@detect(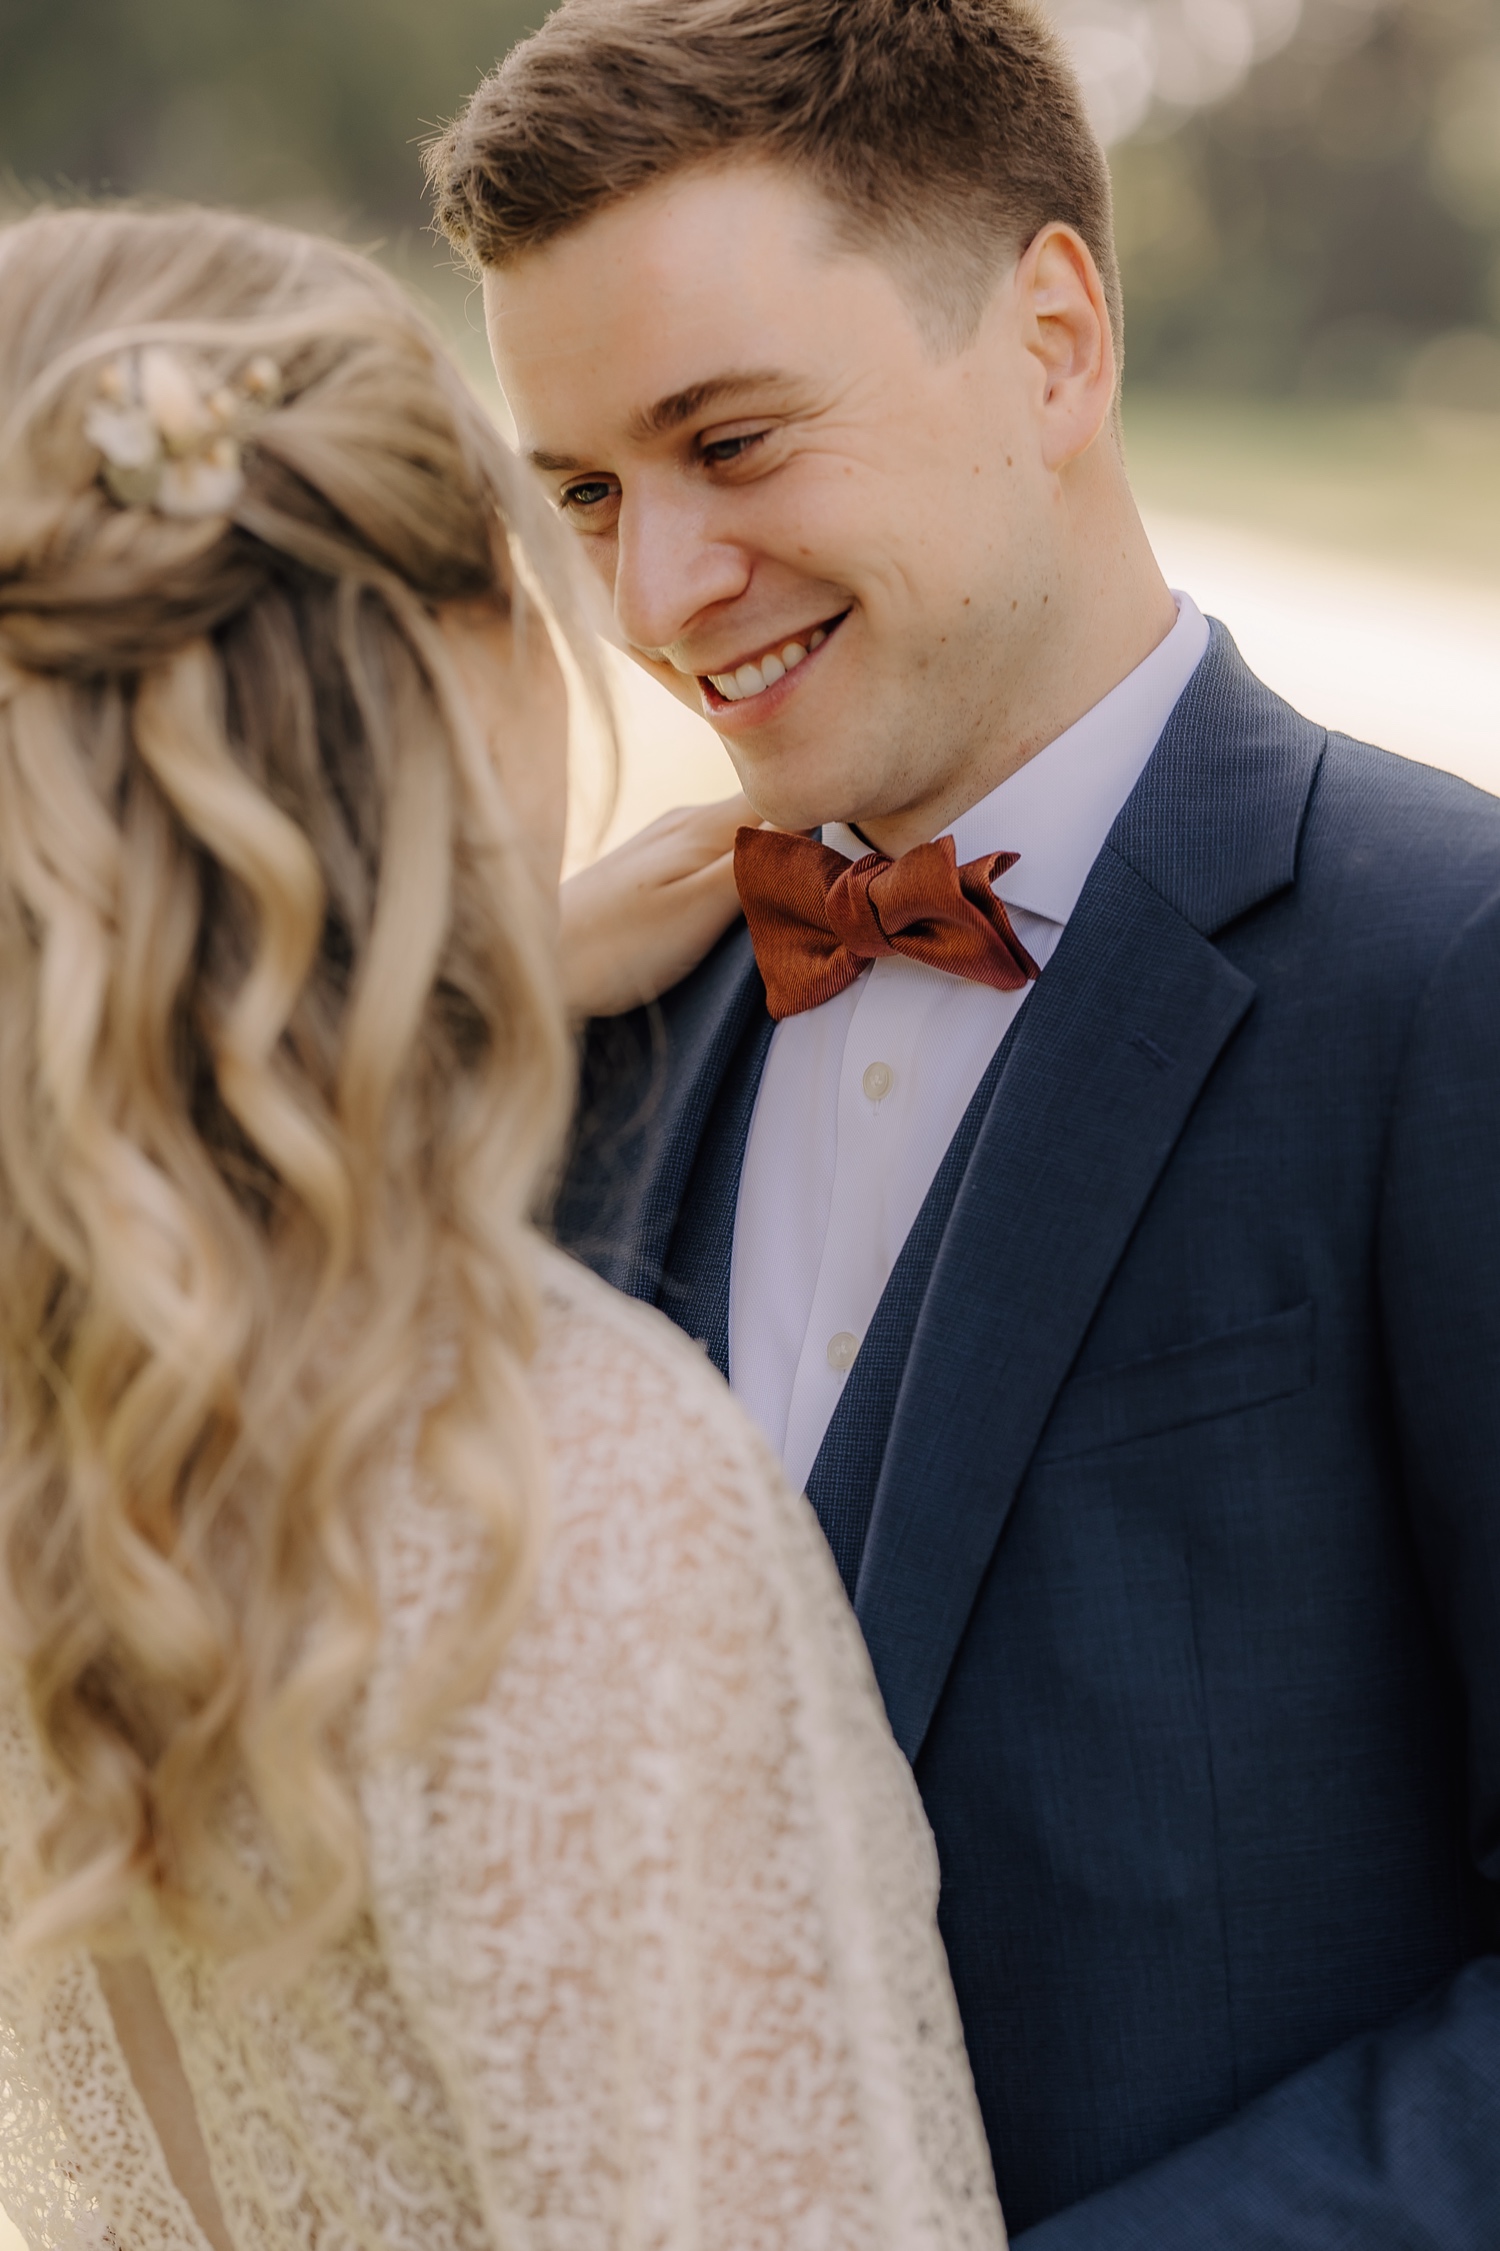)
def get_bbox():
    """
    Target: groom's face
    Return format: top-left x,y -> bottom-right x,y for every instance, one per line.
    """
486,161 -> 1063,837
